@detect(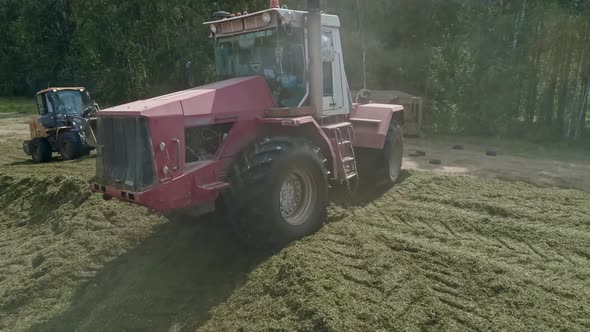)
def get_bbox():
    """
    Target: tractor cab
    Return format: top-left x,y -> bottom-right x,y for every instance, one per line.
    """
205,7 -> 352,115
